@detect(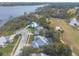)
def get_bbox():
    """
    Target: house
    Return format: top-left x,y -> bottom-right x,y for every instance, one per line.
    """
36,26 -> 43,31
0,34 -> 15,48
74,7 -> 79,10
0,36 -> 7,48
9,34 -> 16,43
29,22 -> 44,30
69,18 -> 79,26
31,53 -> 48,56
34,26 -> 44,35
34,30 -> 40,36
30,22 -> 39,28
6,34 -> 16,43
31,36 -> 48,48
